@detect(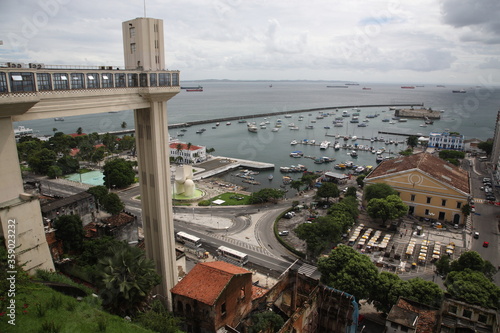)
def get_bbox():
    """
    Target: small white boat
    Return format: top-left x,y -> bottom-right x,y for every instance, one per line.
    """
319,140 -> 330,150
290,140 -> 298,145
272,127 -> 279,132
351,136 -> 357,141
248,126 -> 258,133
226,122 -> 231,125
